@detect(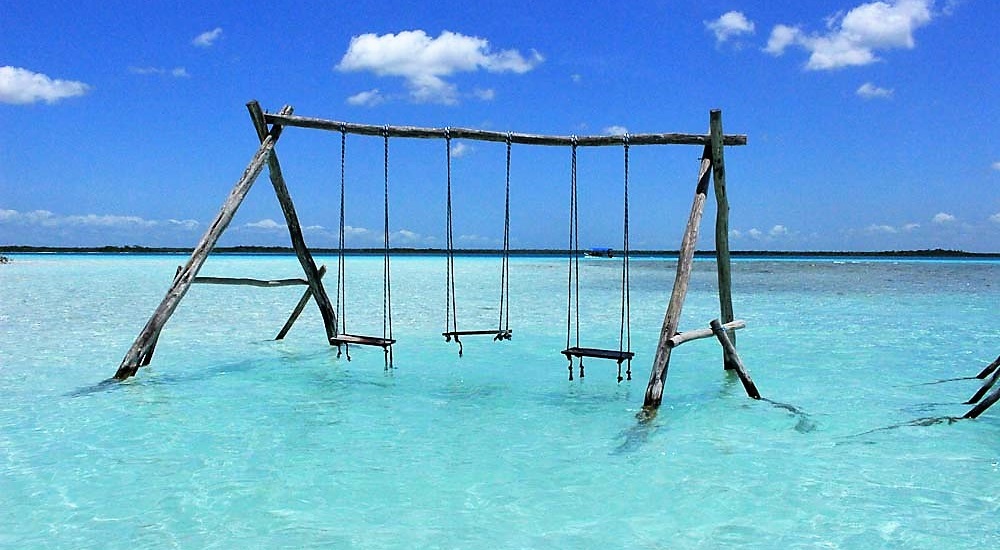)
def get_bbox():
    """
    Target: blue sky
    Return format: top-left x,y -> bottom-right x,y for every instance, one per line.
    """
2,0 -> 997,251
